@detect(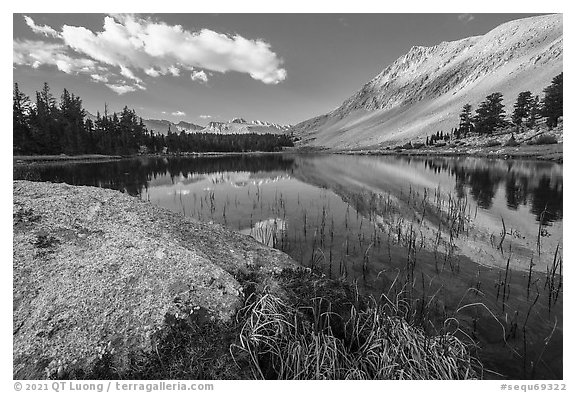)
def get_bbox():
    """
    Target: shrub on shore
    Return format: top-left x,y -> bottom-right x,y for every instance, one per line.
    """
504,135 -> 520,147
235,291 -> 481,379
78,269 -> 482,380
484,139 -> 501,148
527,134 -> 558,145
